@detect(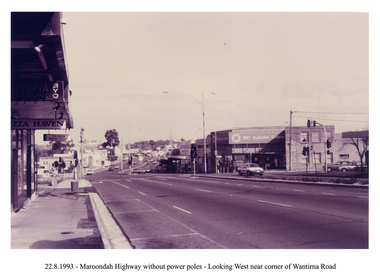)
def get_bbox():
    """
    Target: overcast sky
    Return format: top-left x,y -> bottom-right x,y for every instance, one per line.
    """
54,11 -> 368,144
